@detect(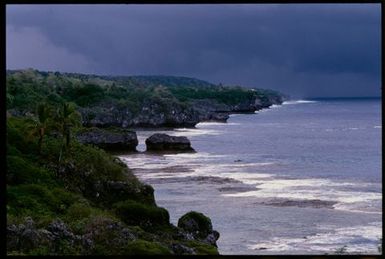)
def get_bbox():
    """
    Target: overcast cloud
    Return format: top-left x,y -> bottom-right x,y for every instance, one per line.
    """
6,4 -> 381,98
